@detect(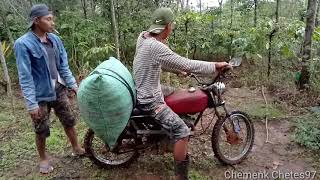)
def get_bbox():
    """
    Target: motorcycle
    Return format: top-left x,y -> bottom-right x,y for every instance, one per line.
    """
83,58 -> 255,168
